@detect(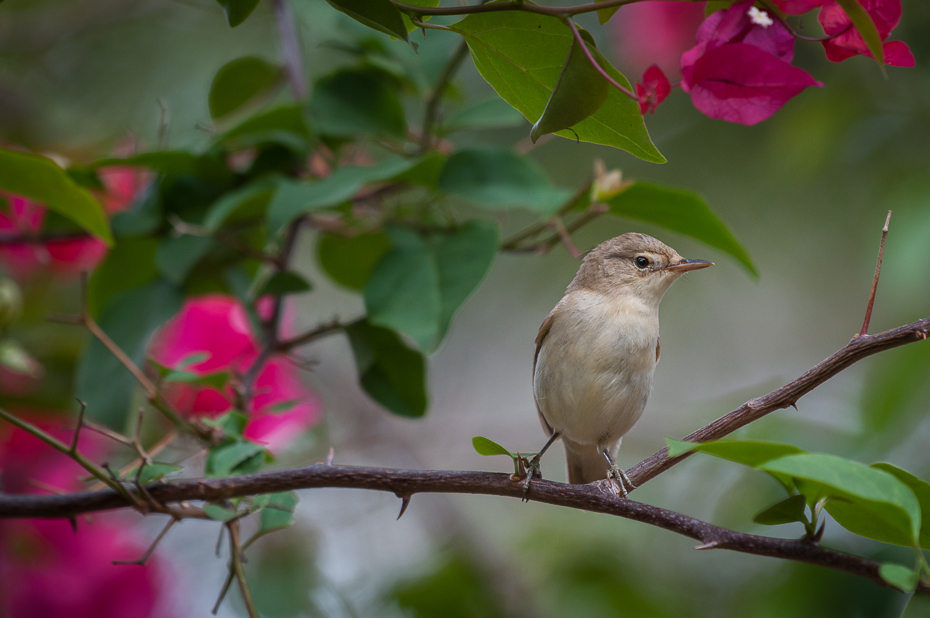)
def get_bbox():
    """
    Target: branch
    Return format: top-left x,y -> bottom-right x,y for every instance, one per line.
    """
271,0 -> 307,100
420,40 -> 470,155
1,464 -> 926,593
392,0 -> 639,18
625,316 -> 930,488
